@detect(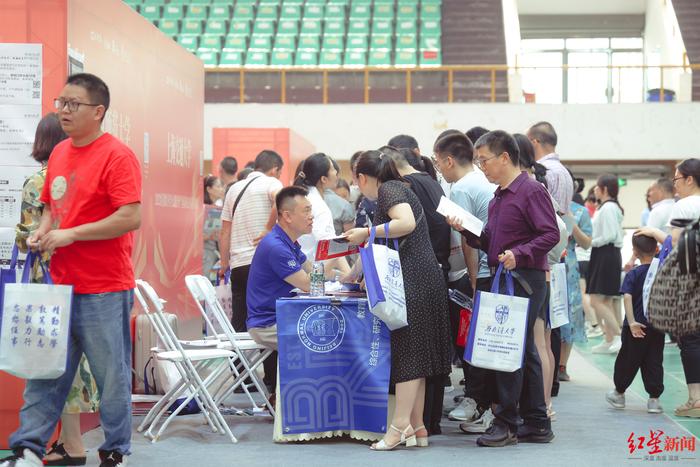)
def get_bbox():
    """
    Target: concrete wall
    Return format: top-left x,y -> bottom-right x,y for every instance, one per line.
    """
644,0 -> 690,98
